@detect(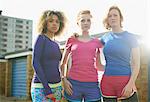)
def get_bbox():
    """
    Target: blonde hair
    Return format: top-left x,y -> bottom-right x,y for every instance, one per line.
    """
37,10 -> 67,36
103,6 -> 123,30
77,10 -> 92,22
